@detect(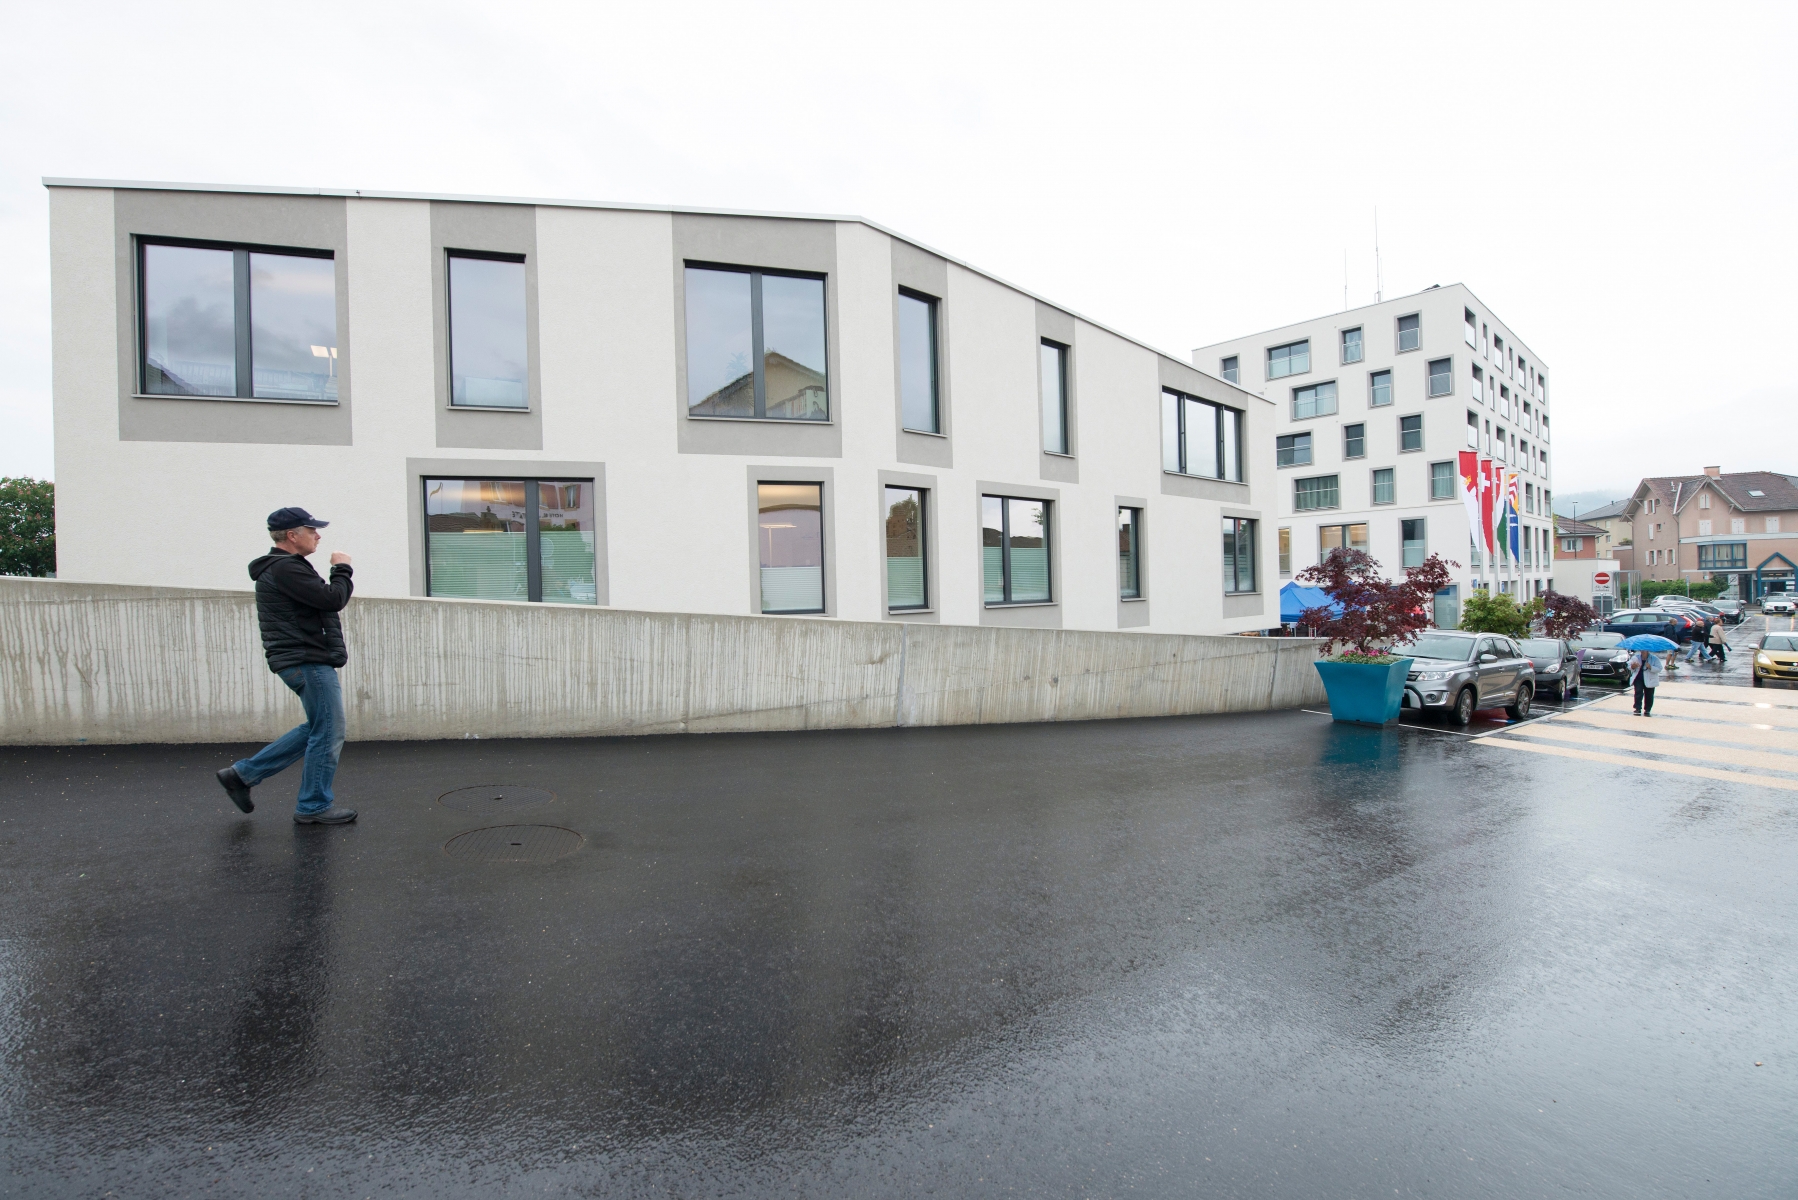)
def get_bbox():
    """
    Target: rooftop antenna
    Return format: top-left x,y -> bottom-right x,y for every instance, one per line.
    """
1374,208 -> 1383,303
